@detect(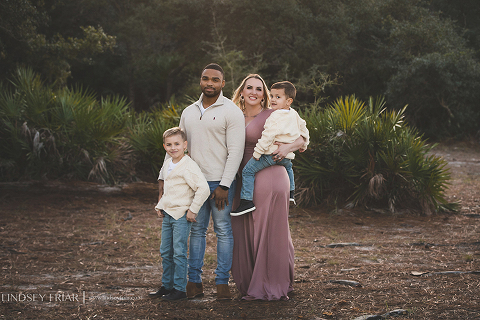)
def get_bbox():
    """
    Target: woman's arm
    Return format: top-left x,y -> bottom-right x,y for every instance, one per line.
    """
271,136 -> 305,160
